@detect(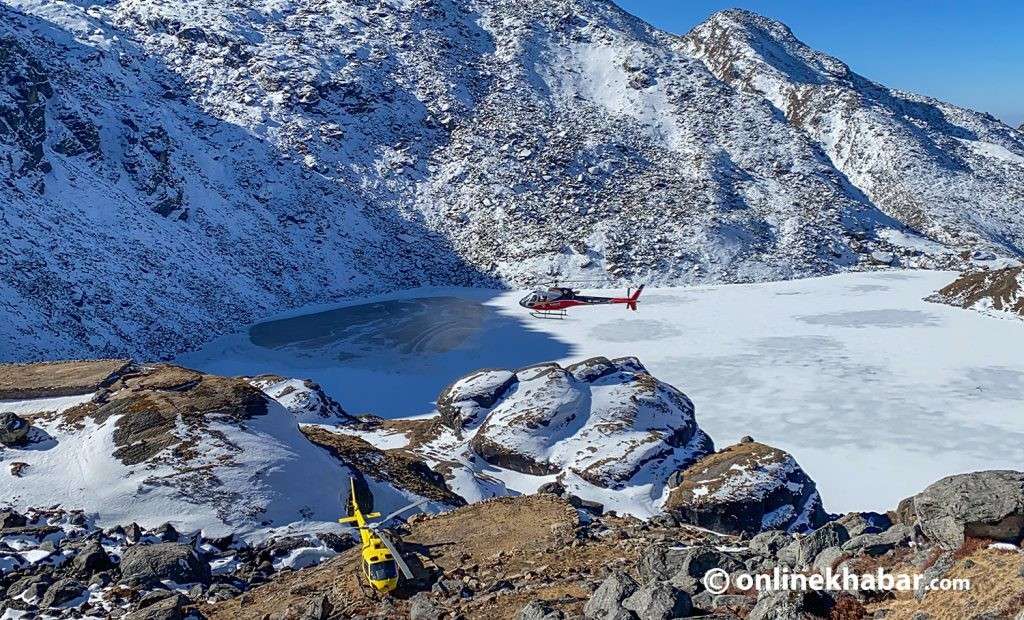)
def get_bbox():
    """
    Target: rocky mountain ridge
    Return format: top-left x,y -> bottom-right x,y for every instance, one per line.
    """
3,0 -> 1023,362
